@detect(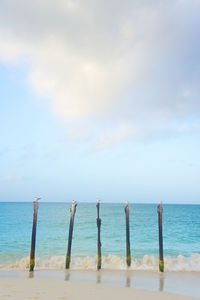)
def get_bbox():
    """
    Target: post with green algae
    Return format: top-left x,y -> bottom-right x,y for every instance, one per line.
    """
96,199 -> 102,270
29,197 -> 40,272
65,201 -> 77,269
158,202 -> 164,272
125,202 -> 131,267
